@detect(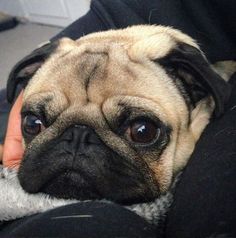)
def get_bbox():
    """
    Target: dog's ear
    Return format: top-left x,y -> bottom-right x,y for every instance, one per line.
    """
7,41 -> 58,103
158,43 -> 231,118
